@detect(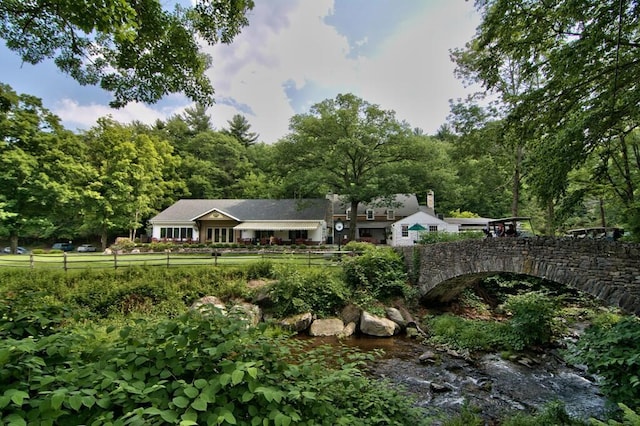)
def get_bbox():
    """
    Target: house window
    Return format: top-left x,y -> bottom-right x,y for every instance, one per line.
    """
346,208 -> 351,220
387,210 -> 395,220
366,209 -> 374,220
206,227 -> 234,243
401,225 -> 409,238
429,225 -> 438,232
160,227 -> 193,241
